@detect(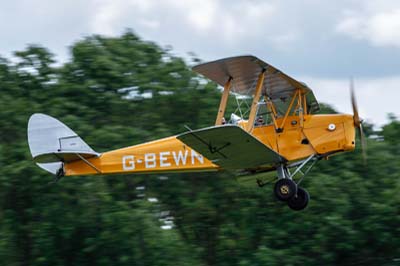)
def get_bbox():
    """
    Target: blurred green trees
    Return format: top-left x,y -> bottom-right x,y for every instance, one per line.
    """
0,31 -> 399,266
